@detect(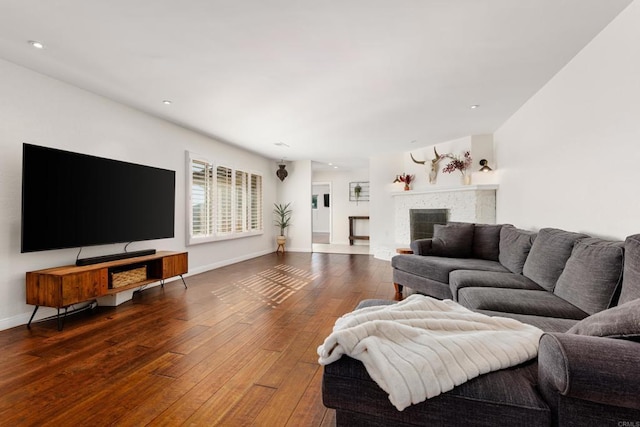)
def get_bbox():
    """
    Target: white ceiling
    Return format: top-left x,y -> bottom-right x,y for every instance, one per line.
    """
0,0 -> 632,170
